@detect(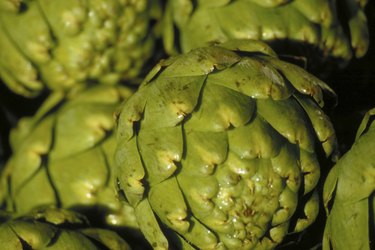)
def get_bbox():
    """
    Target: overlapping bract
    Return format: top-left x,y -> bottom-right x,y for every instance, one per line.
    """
323,107 -> 375,250
163,0 -> 369,69
0,84 -> 138,230
0,206 -> 130,250
115,40 -> 338,249
0,0 -> 159,97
